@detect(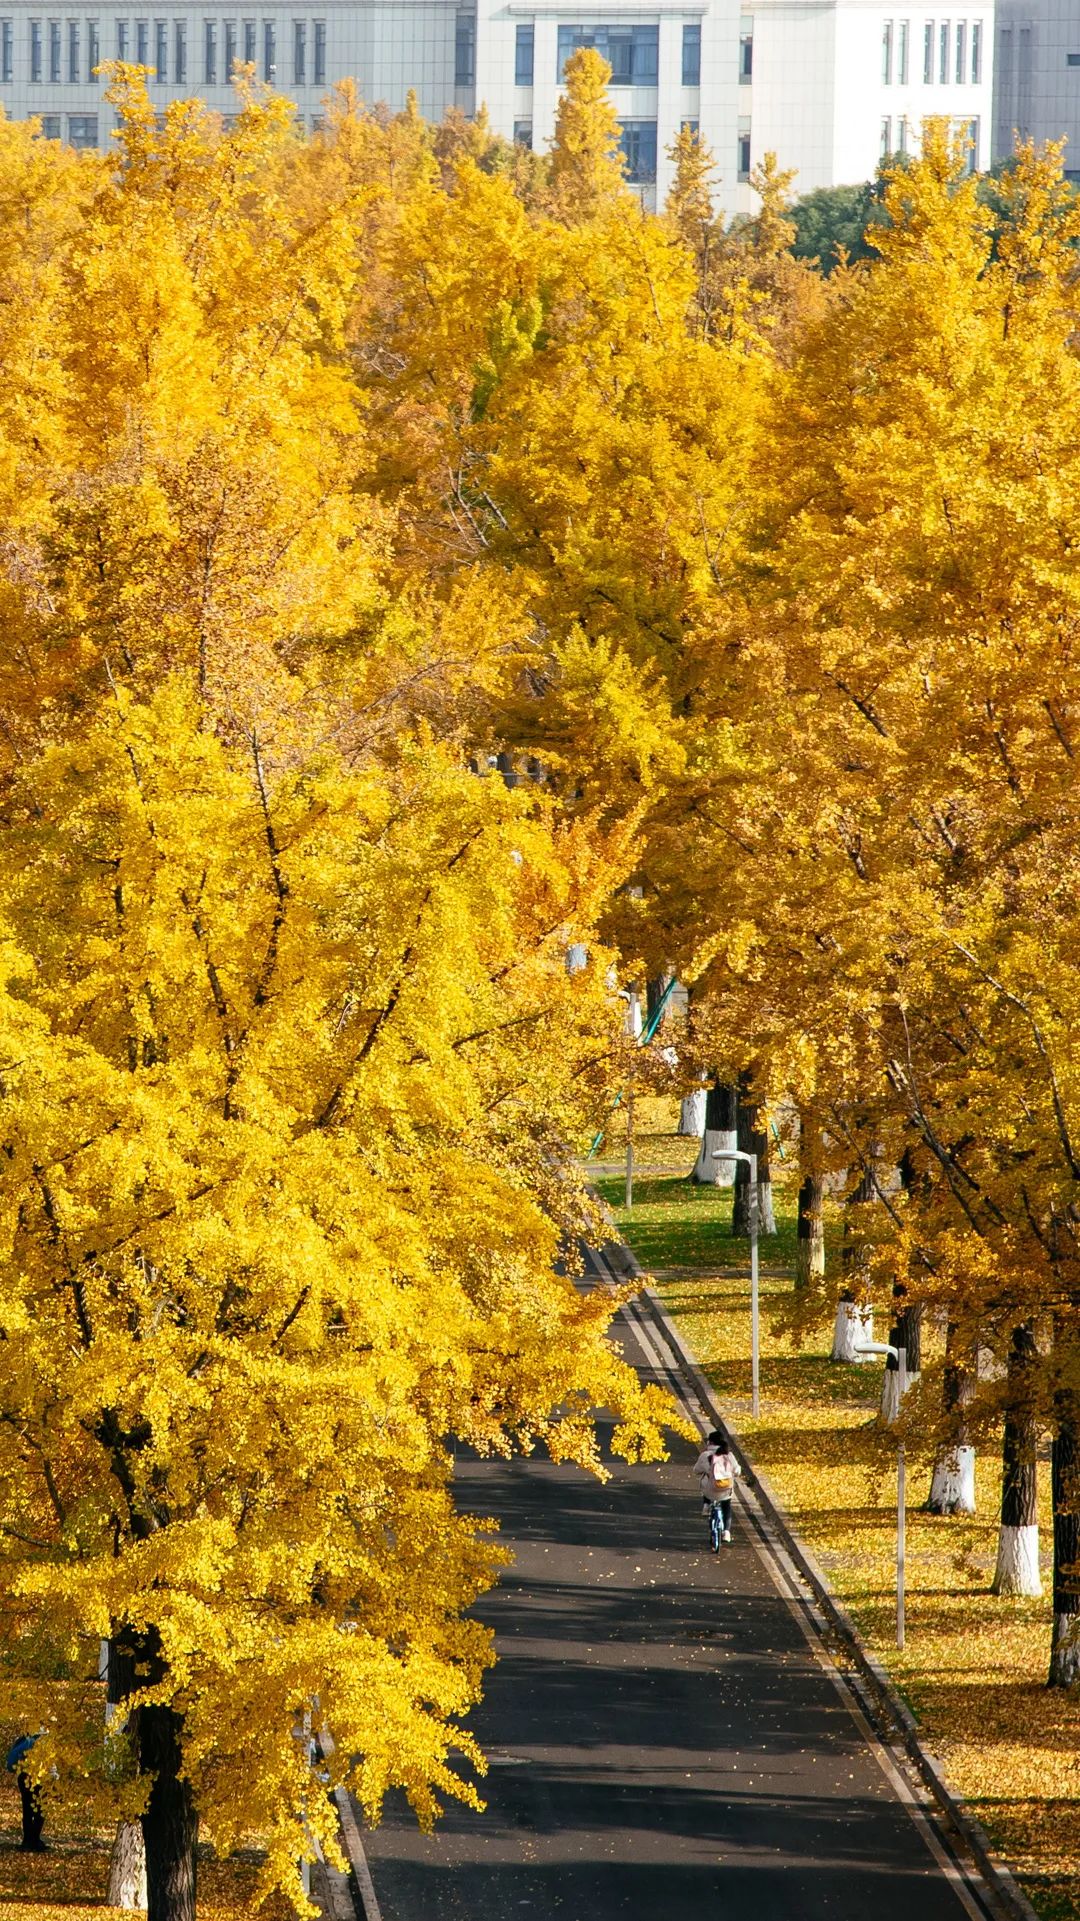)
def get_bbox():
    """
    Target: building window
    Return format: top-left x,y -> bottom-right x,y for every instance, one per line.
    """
68,110 -> 98,142
972,19 -> 981,79
882,20 -> 892,82
681,115 -> 698,132
557,24 -> 658,85
682,22 -> 700,84
88,18 -> 98,74
739,24 -> 752,80
923,20 -> 933,81
898,19 -> 909,82
955,21 -> 965,79
40,110 -> 60,133
67,19 -> 79,80
135,17 -> 148,63
203,17 -> 215,78
455,13 -> 473,84
512,116 -> 531,145
30,18 -> 42,77
965,113 -> 978,168
0,18 -> 11,79
898,114 -> 908,151
737,121 -> 750,178
292,17 -> 304,80
880,114 -> 891,155
313,18 -> 325,81
515,22 -> 533,84
938,21 -> 948,82
262,18 -> 274,79
49,16 -> 61,77
116,17 -> 127,55
174,17 -> 185,79
223,20 -> 235,72
154,17 -> 166,77
619,117 -> 656,181
243,19 -> 255,64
